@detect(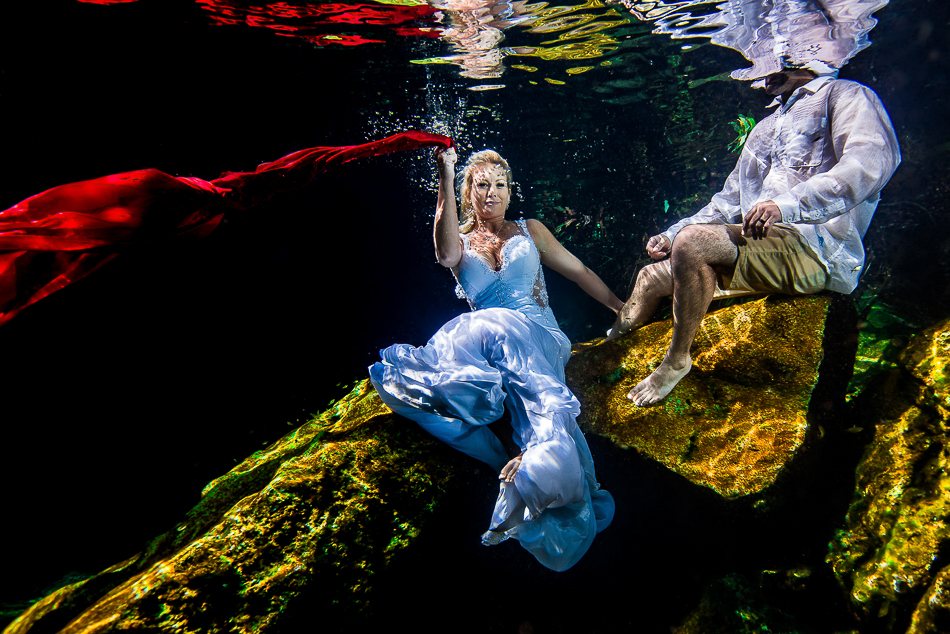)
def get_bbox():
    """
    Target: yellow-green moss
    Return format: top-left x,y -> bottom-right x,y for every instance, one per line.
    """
566,295 -> 831,498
